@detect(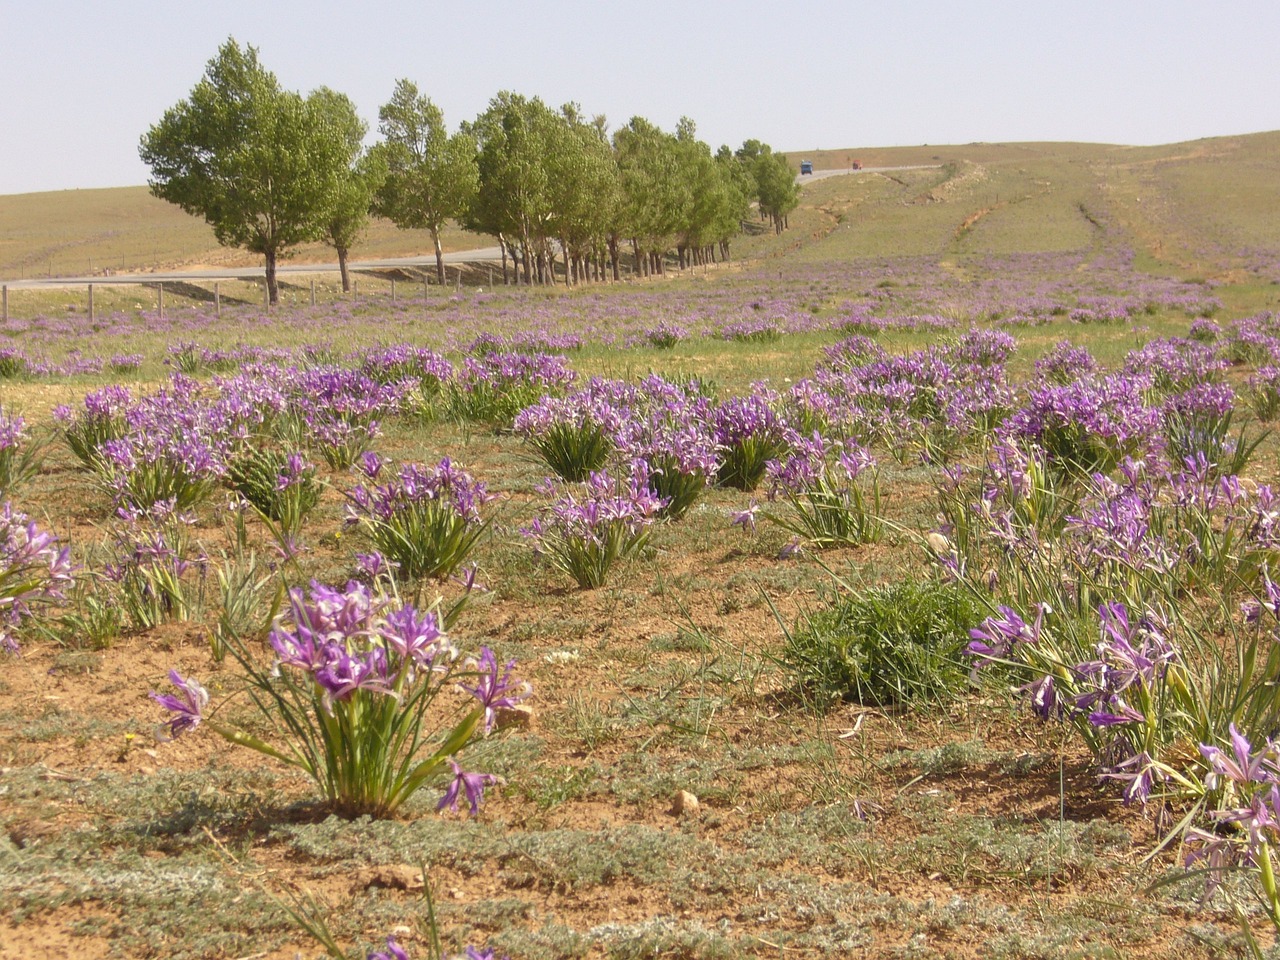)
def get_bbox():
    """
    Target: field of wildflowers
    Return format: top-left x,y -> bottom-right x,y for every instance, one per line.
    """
7,156 -> 1280,958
